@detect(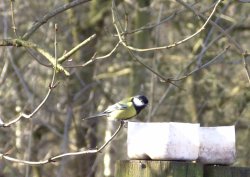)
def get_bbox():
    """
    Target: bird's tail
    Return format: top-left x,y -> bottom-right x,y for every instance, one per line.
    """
82,113 -> 107,120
